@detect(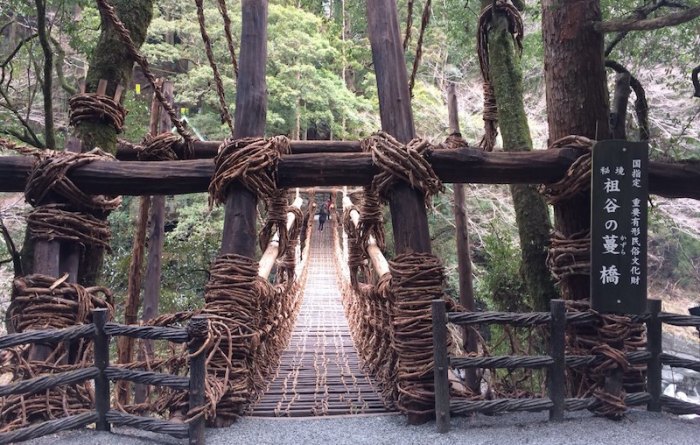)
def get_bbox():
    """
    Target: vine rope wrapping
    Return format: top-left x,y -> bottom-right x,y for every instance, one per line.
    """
68,93 -> 127,133
565,300 -> 647,419
10,274 -> 114,333
216,0 -> 239,79
137,133 -> 182,161
361,132 -> 443,202
539,135 -> 595,204
259,190 -> 290,256
26,204 -> 112,251
547,230 -> 591,282
357,187 -> 386,254
388,252 -> 450,416
24,149 -> 122,214
209,136 -> 291,206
